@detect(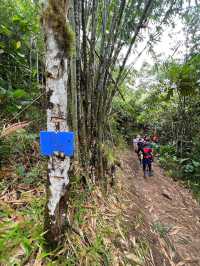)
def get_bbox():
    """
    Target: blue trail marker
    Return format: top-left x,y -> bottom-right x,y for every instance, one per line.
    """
40,131 -> 74,157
